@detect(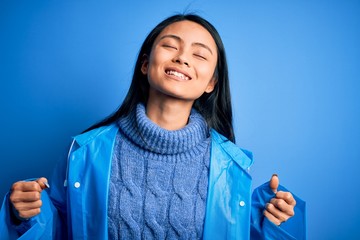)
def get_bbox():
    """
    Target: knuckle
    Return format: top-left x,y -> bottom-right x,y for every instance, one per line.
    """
39,177 -> 48,183
274,219 -> 281,226
276,190 -> 283,195
9,194 -> 17,203
30,181 -> 39,189
15,205 -> 23,211
277,199 -> 286,208
267,203 -> 275,211
284,192 -> 293,201
38,200 -> 43,208
11,182 -> 22,191
263,209 -> 270,217
289,209 -> 295,217
279,215 -> 287,222
33,191 -> 41,200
